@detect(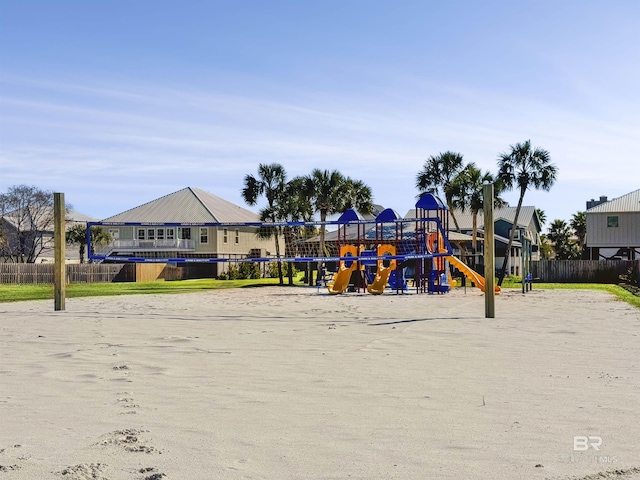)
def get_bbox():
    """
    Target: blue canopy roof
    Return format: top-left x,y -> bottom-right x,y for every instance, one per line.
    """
415,193 -> 448,210
375,208 -> 402,223
337,208 -> 365,223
